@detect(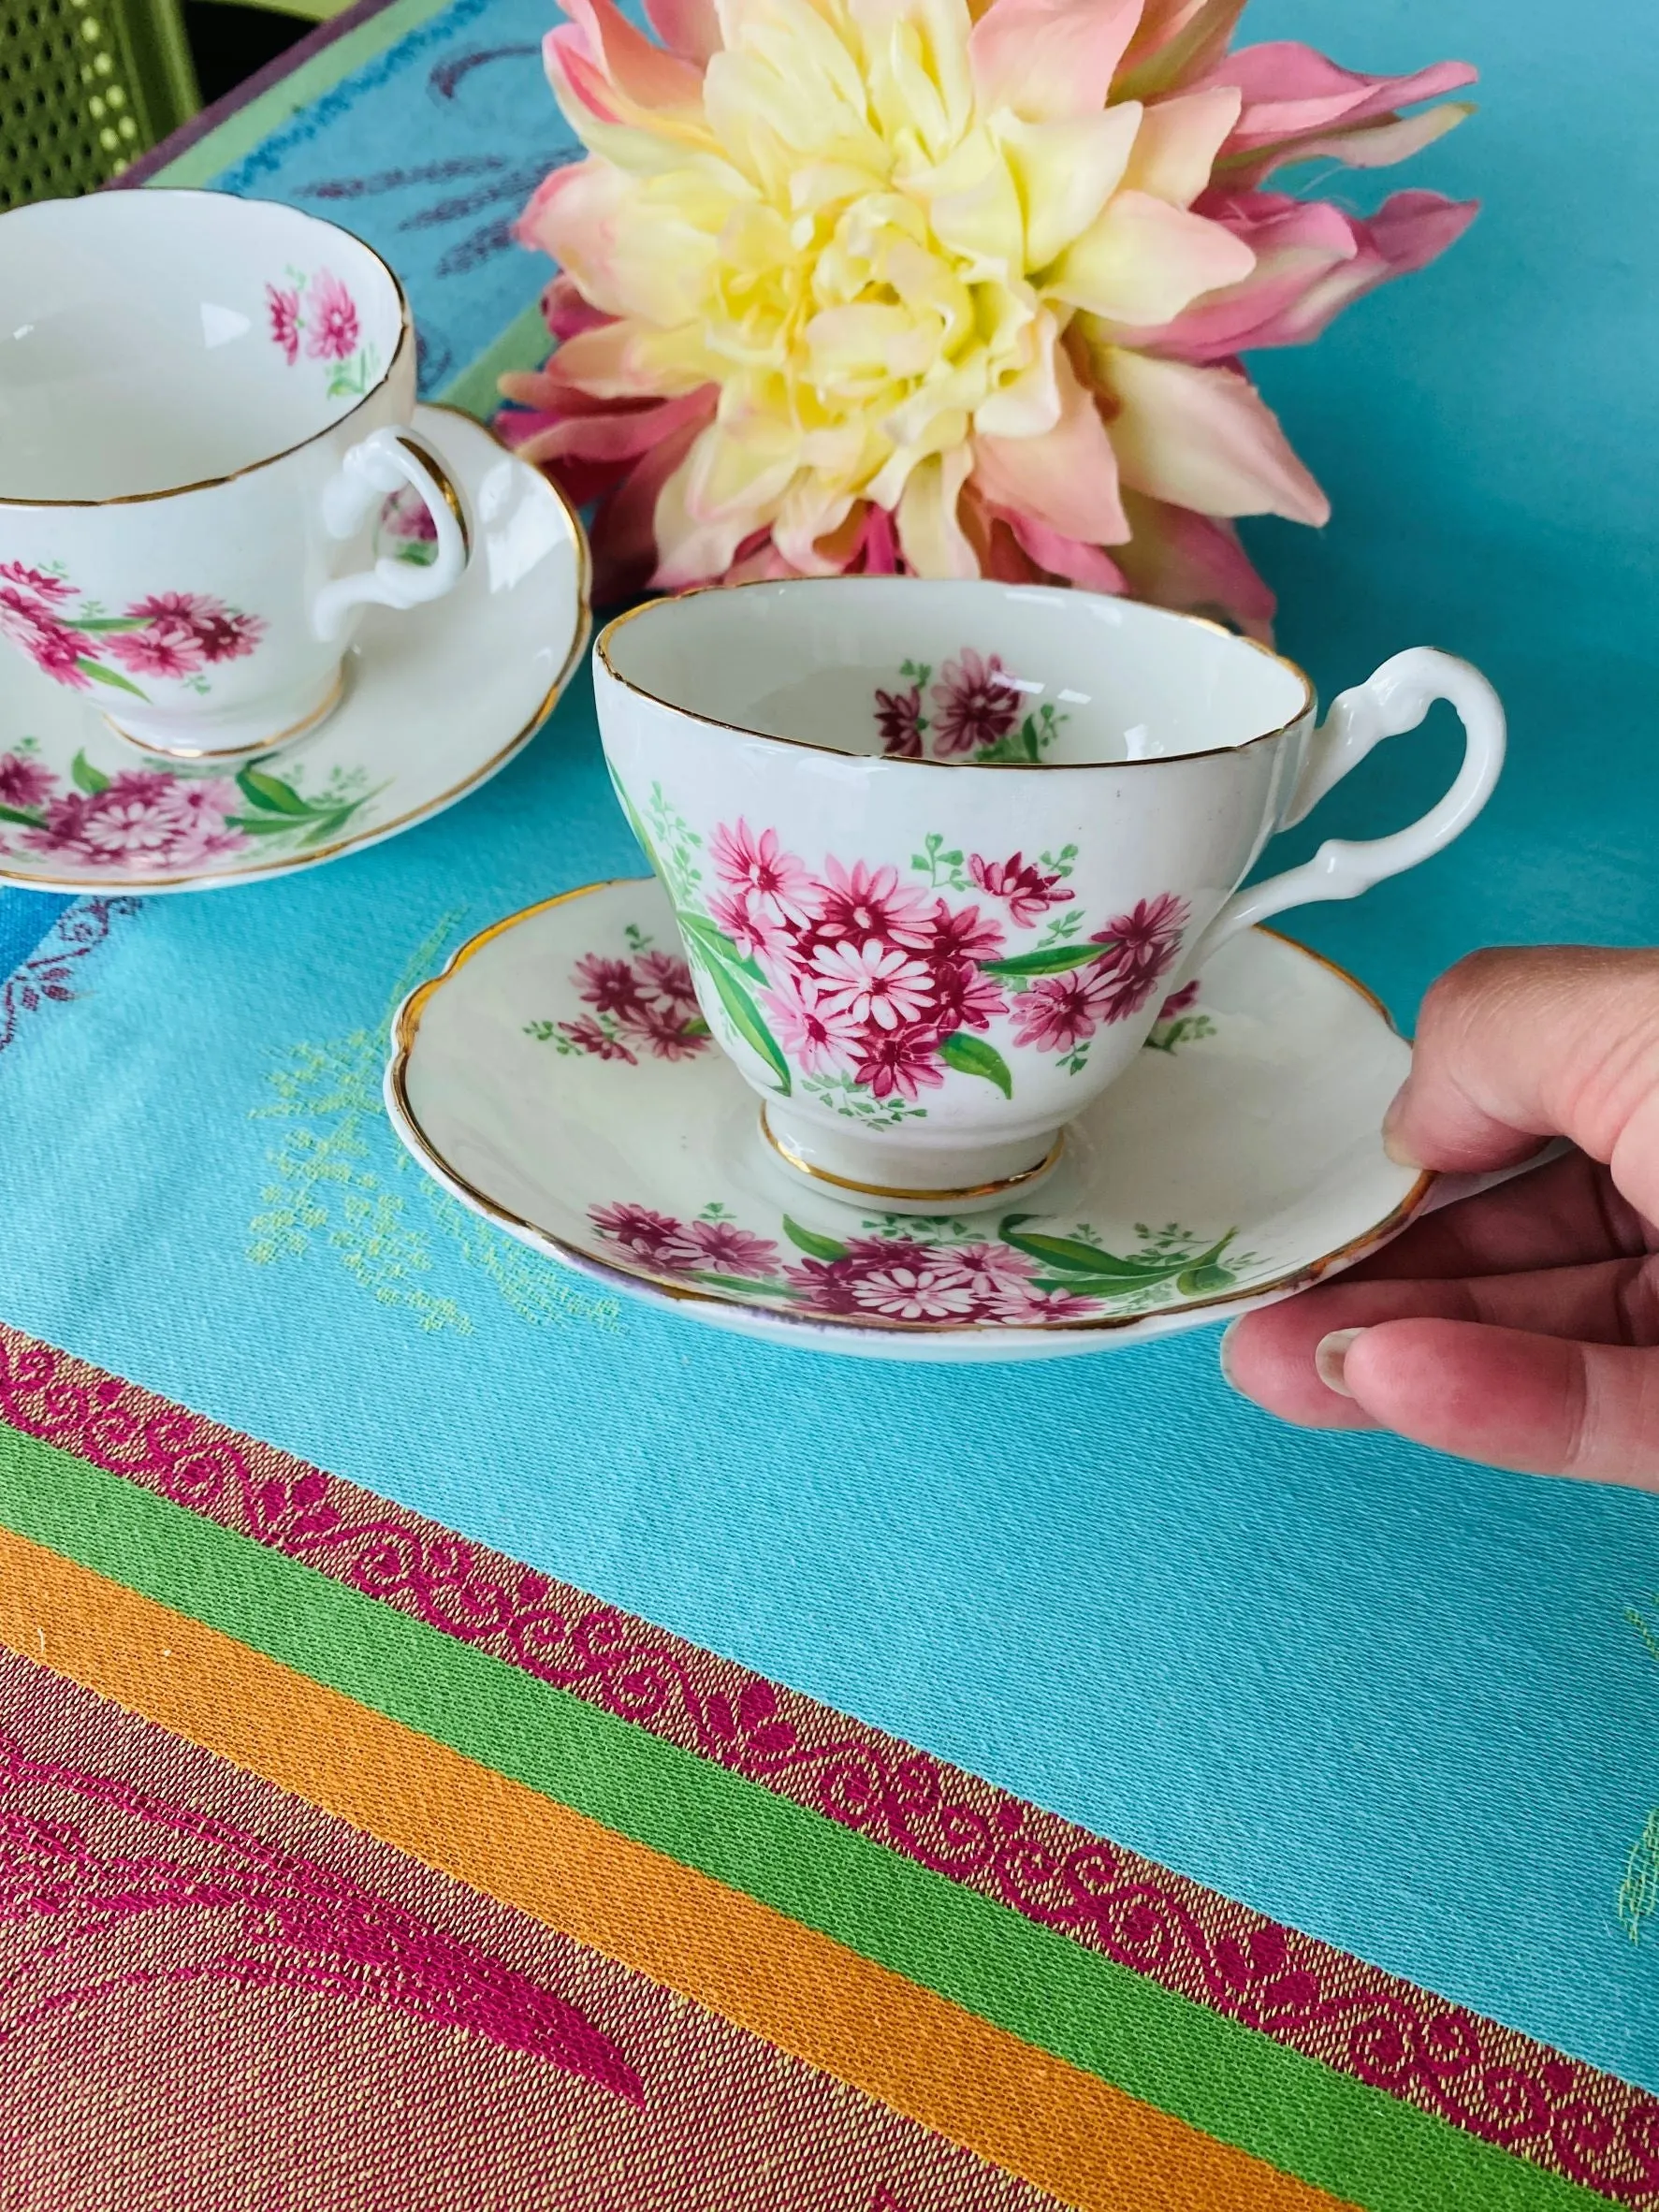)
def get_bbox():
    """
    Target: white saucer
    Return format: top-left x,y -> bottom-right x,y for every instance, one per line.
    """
385,878 -> 1433,1362
0,407 -> 588,894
